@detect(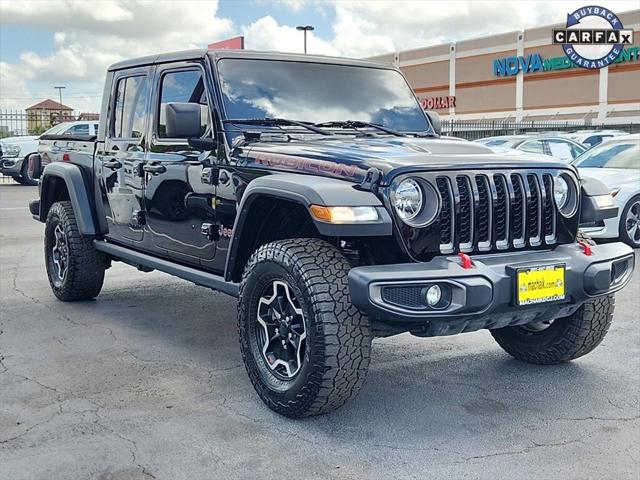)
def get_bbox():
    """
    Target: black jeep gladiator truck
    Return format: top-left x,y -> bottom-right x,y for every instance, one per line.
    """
29,50 -> 635,417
